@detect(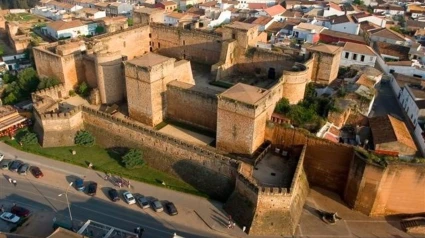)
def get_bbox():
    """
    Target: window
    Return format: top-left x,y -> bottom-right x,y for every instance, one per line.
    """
183,40 -> 185,45
158,42 -> 161,48
345,52 -> 349,59
353,54 -> 357,60
360,55 -> 365,62
149,33 -> 151,38
232,33 -> 236,39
